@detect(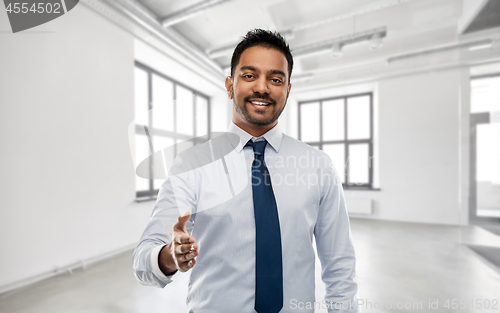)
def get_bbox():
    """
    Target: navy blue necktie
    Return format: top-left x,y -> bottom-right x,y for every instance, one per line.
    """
246,139 -> 283,313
